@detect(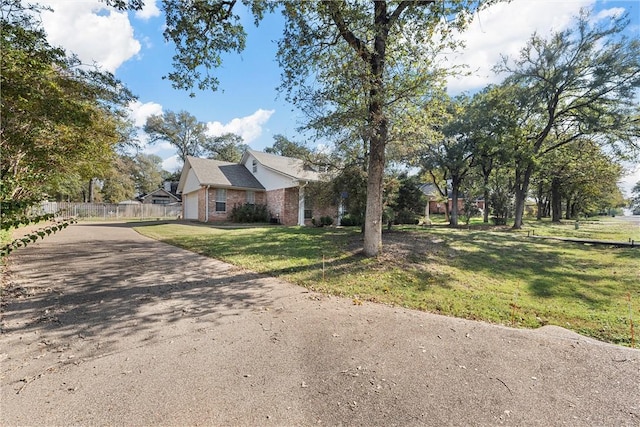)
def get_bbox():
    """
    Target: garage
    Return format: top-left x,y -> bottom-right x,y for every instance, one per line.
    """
183,192 -> 198,220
